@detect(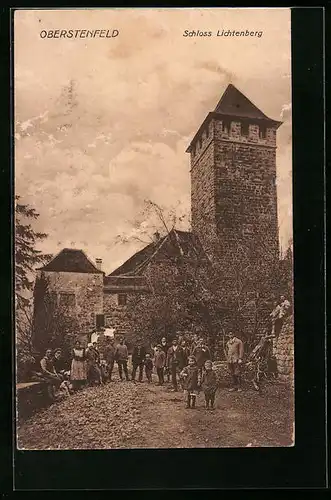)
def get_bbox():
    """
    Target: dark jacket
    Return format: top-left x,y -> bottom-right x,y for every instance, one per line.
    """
192,346 -> 211,368
53,356 -> 68,373
201,369 -> 217,394
181,346 -> 190,367
144,358 -> 153,372
86,347 -> 98,364
160,342 -> 170,355
132,346 -> 146,365
115,344 -> 128,361
167,346 -> 185,370
180,365 -> 199,391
